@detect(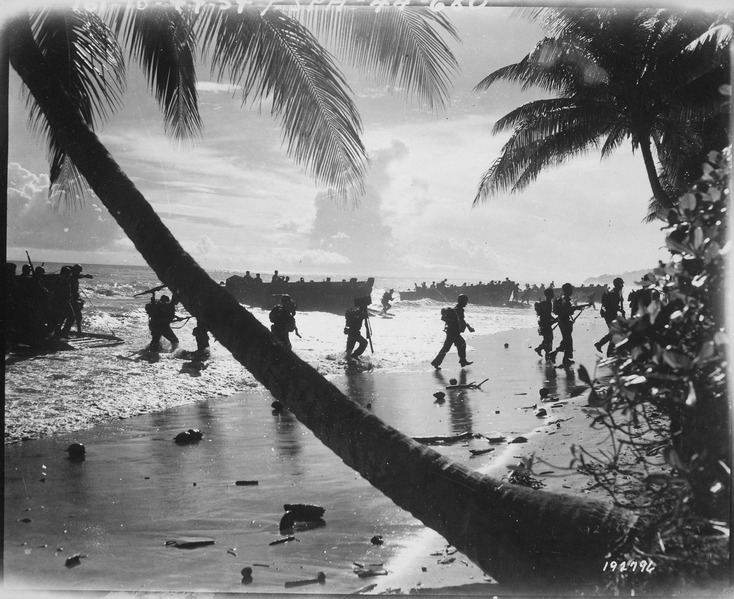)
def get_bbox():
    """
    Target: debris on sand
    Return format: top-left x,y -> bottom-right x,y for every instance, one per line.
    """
284,571 -> 326,588
370,535 -> 384,545
65,553 -> 85,568
269,535 -> 298,546
353,562 -> 388,578
164,536 -> 215,548
412,432 -> 476,445
67,443 -> 85,461
279,504 -> 326,533
174,429 -> 203,445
